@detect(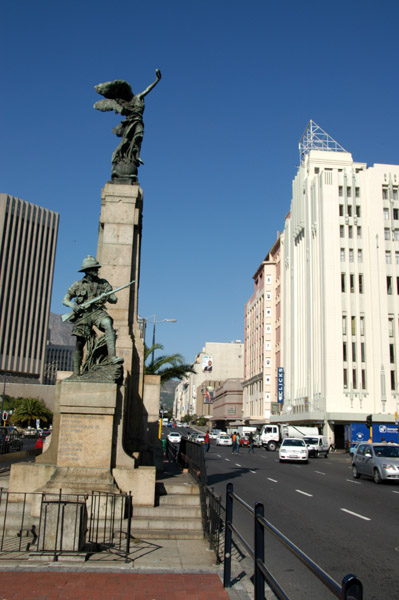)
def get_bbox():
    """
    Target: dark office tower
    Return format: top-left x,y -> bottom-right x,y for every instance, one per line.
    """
0,194 -> 59,383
